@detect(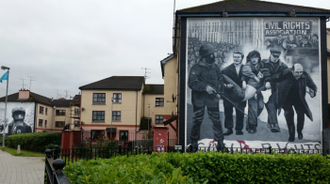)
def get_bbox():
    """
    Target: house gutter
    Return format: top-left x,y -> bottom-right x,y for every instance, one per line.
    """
176,13 -> 330,18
